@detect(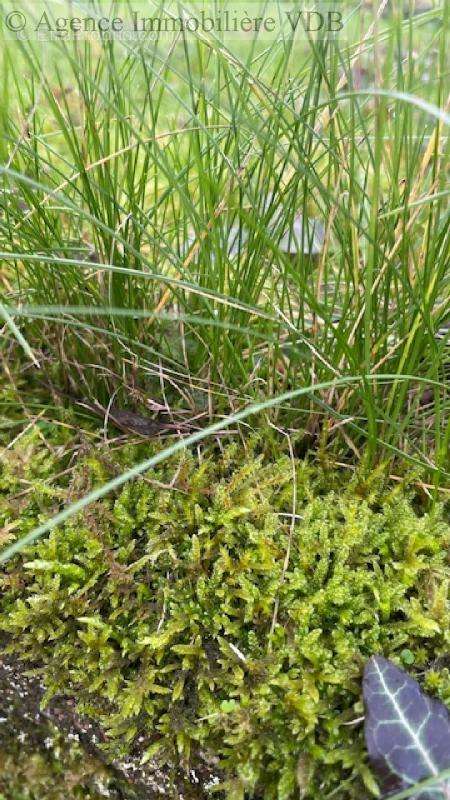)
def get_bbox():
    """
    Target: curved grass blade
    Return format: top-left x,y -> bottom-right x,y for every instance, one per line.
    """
0,253 -> 277,321
388,770 -> 450,800
0,374 -> 444,566
0,301 -> 39,367
336,90 -> 450,126
6,304 -> 279,342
